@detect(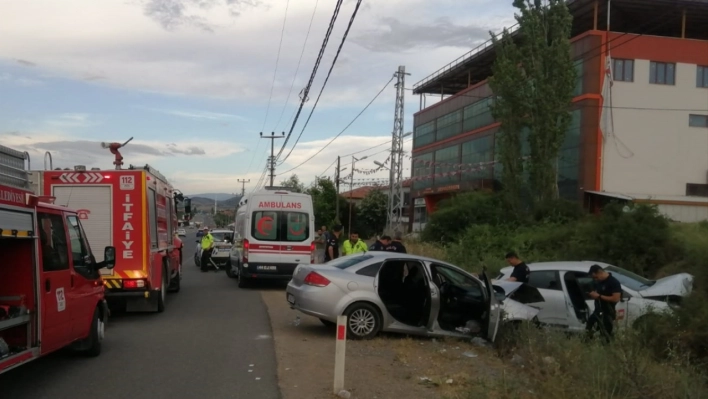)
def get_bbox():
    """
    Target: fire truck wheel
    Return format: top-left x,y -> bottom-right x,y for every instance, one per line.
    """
83,307 -> 103,357
157,269 -> 167,313
169,267 -> 181,292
